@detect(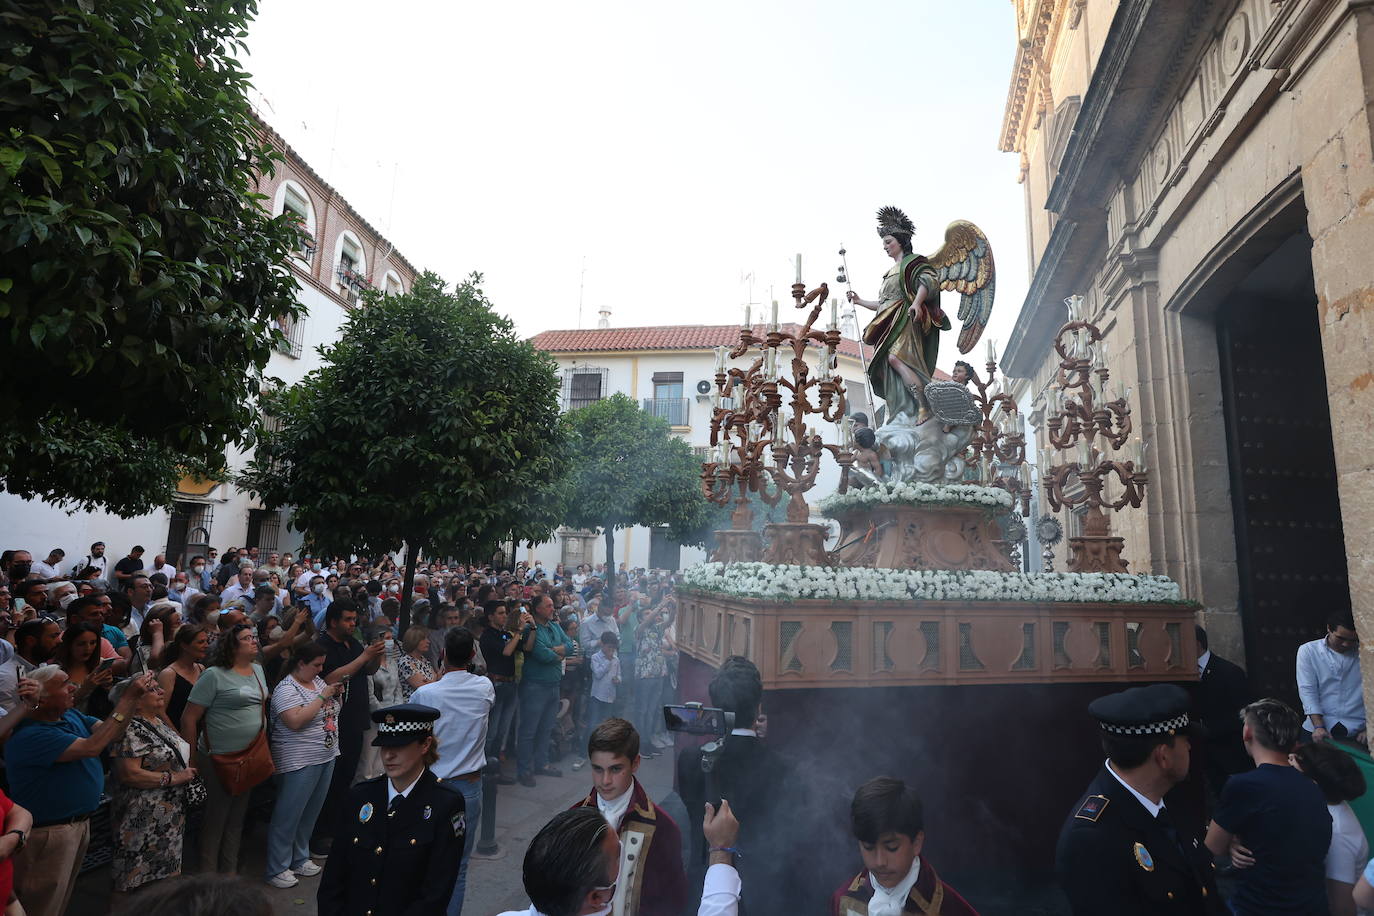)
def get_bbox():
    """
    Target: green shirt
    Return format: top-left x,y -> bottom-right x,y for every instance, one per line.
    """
522,620 -> 576,684
187,663 -> 267,755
